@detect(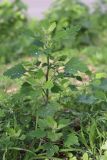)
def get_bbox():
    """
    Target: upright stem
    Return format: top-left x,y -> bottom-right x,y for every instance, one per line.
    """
45,55 -> 50,104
